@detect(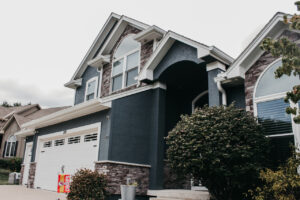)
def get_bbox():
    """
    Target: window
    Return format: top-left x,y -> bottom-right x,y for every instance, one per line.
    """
43,141 -> 52,148
68,136 -> 80,144
84,133 -> 98,142
85,77 -> 98,101
4,136 -> 17,157
54,139 -> 65,146
112,35 -> 140,92
254,59 -> 300,165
